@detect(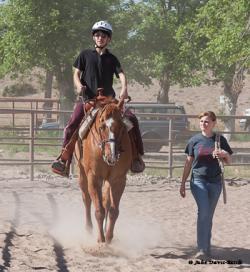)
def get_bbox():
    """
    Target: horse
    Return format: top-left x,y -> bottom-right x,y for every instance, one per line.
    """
75,98 -> 132,243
